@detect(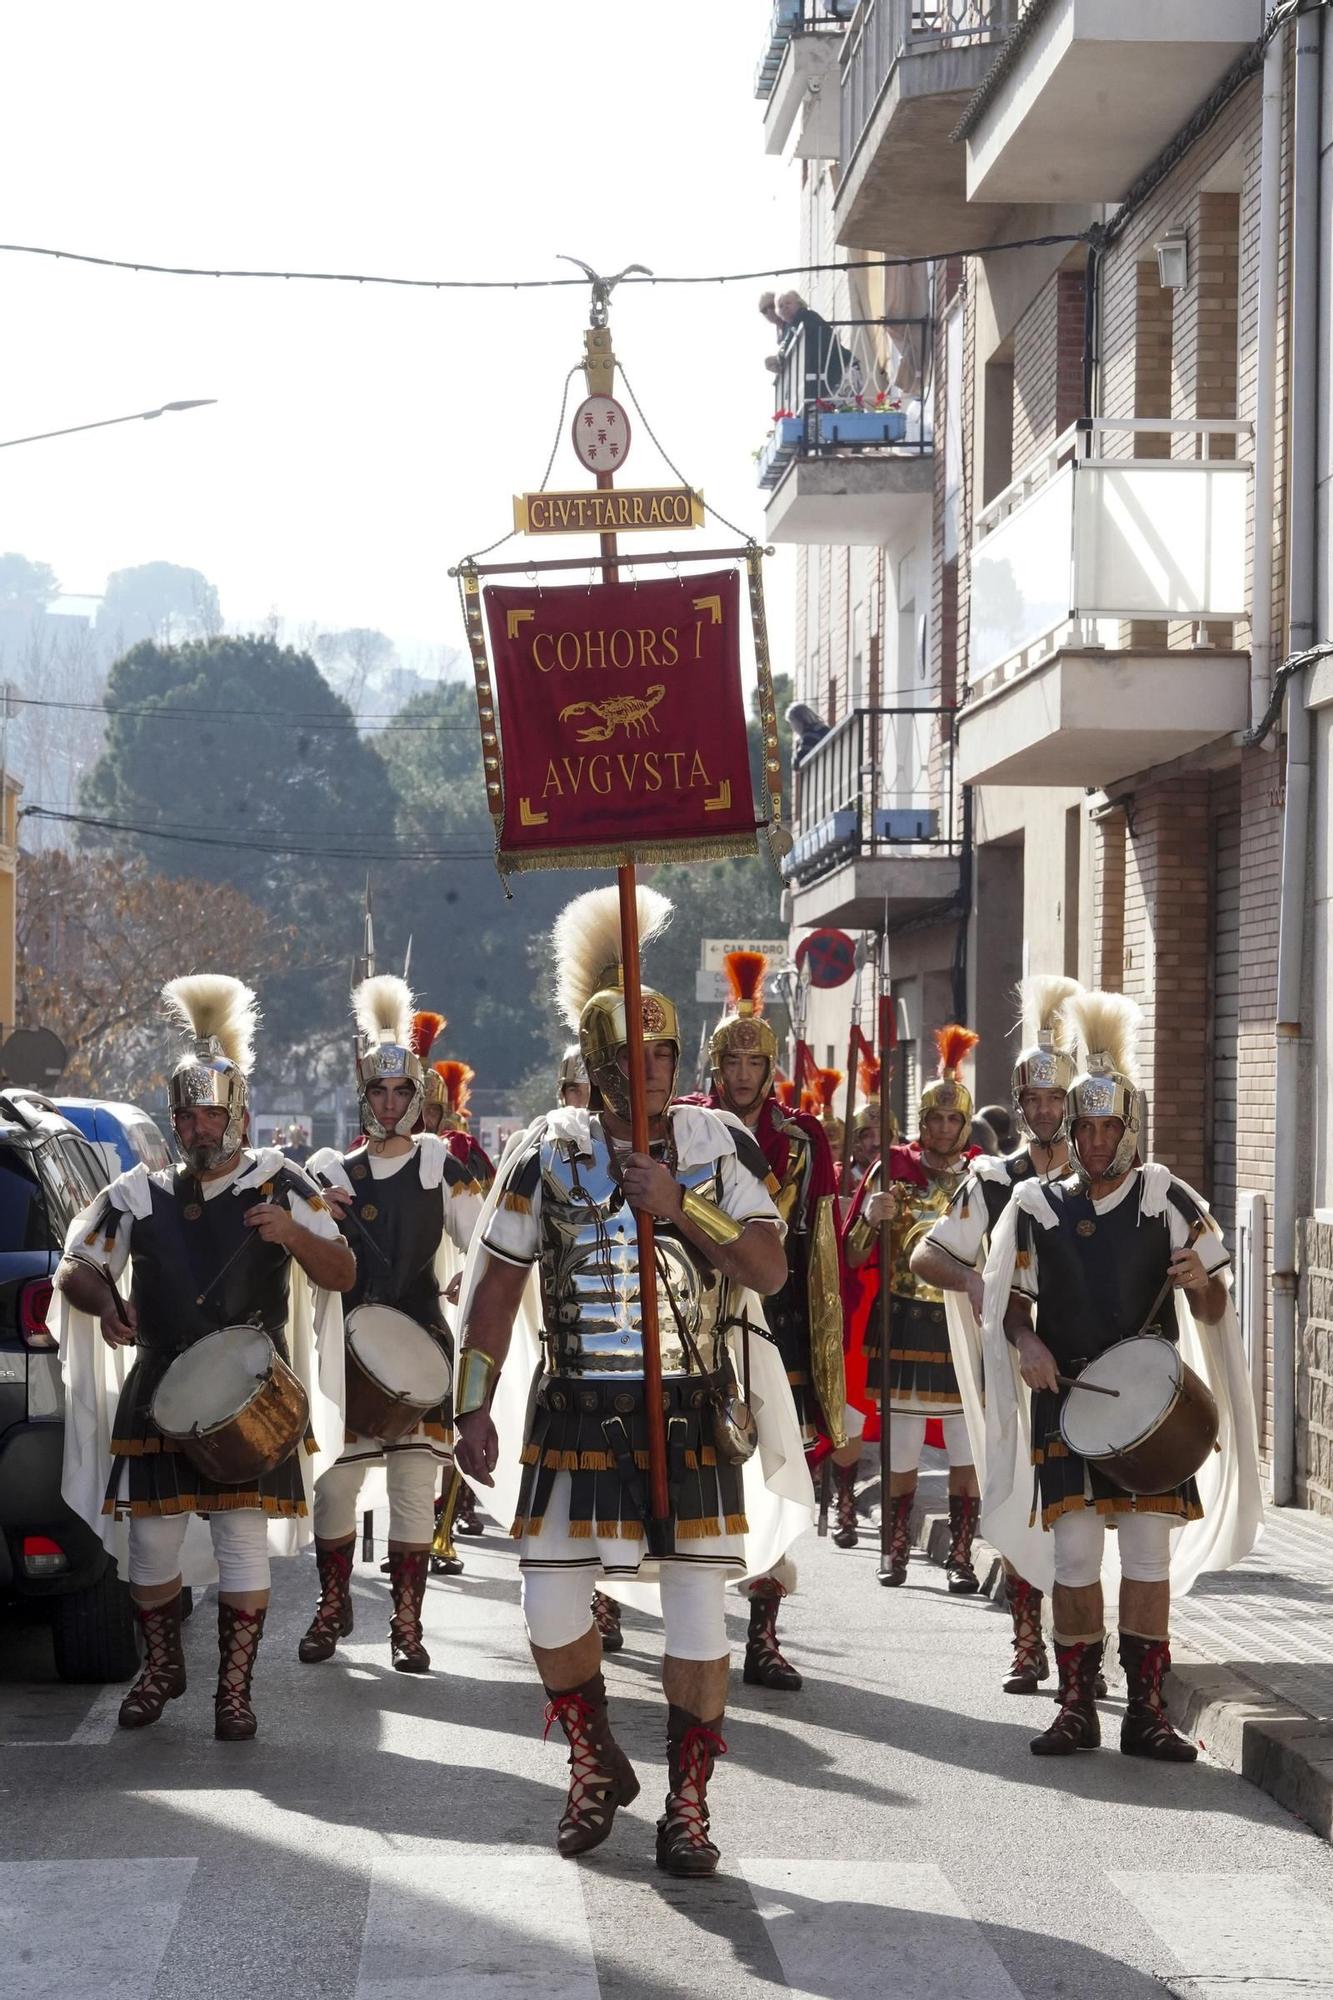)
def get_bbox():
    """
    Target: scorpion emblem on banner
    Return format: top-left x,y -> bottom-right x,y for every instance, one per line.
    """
557,684 -> 666,743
